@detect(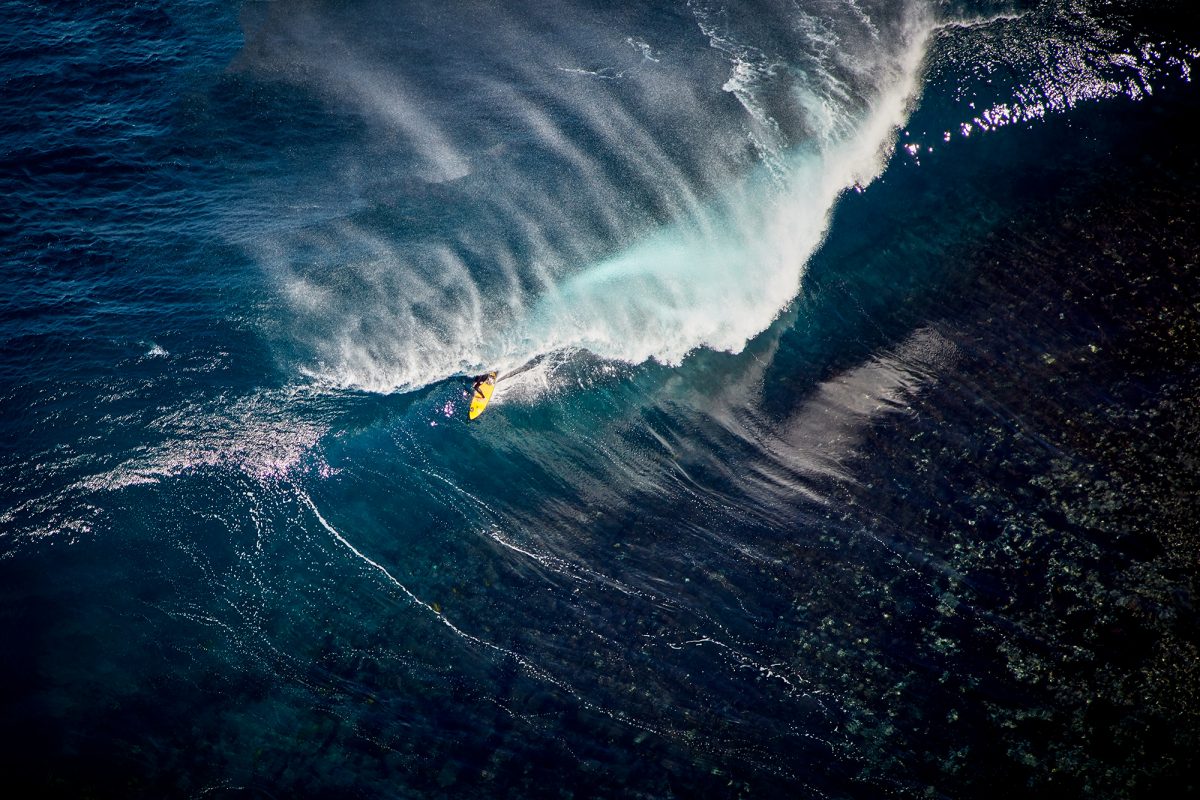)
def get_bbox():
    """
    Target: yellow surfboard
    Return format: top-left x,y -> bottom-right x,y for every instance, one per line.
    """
468,372 -> 497,420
